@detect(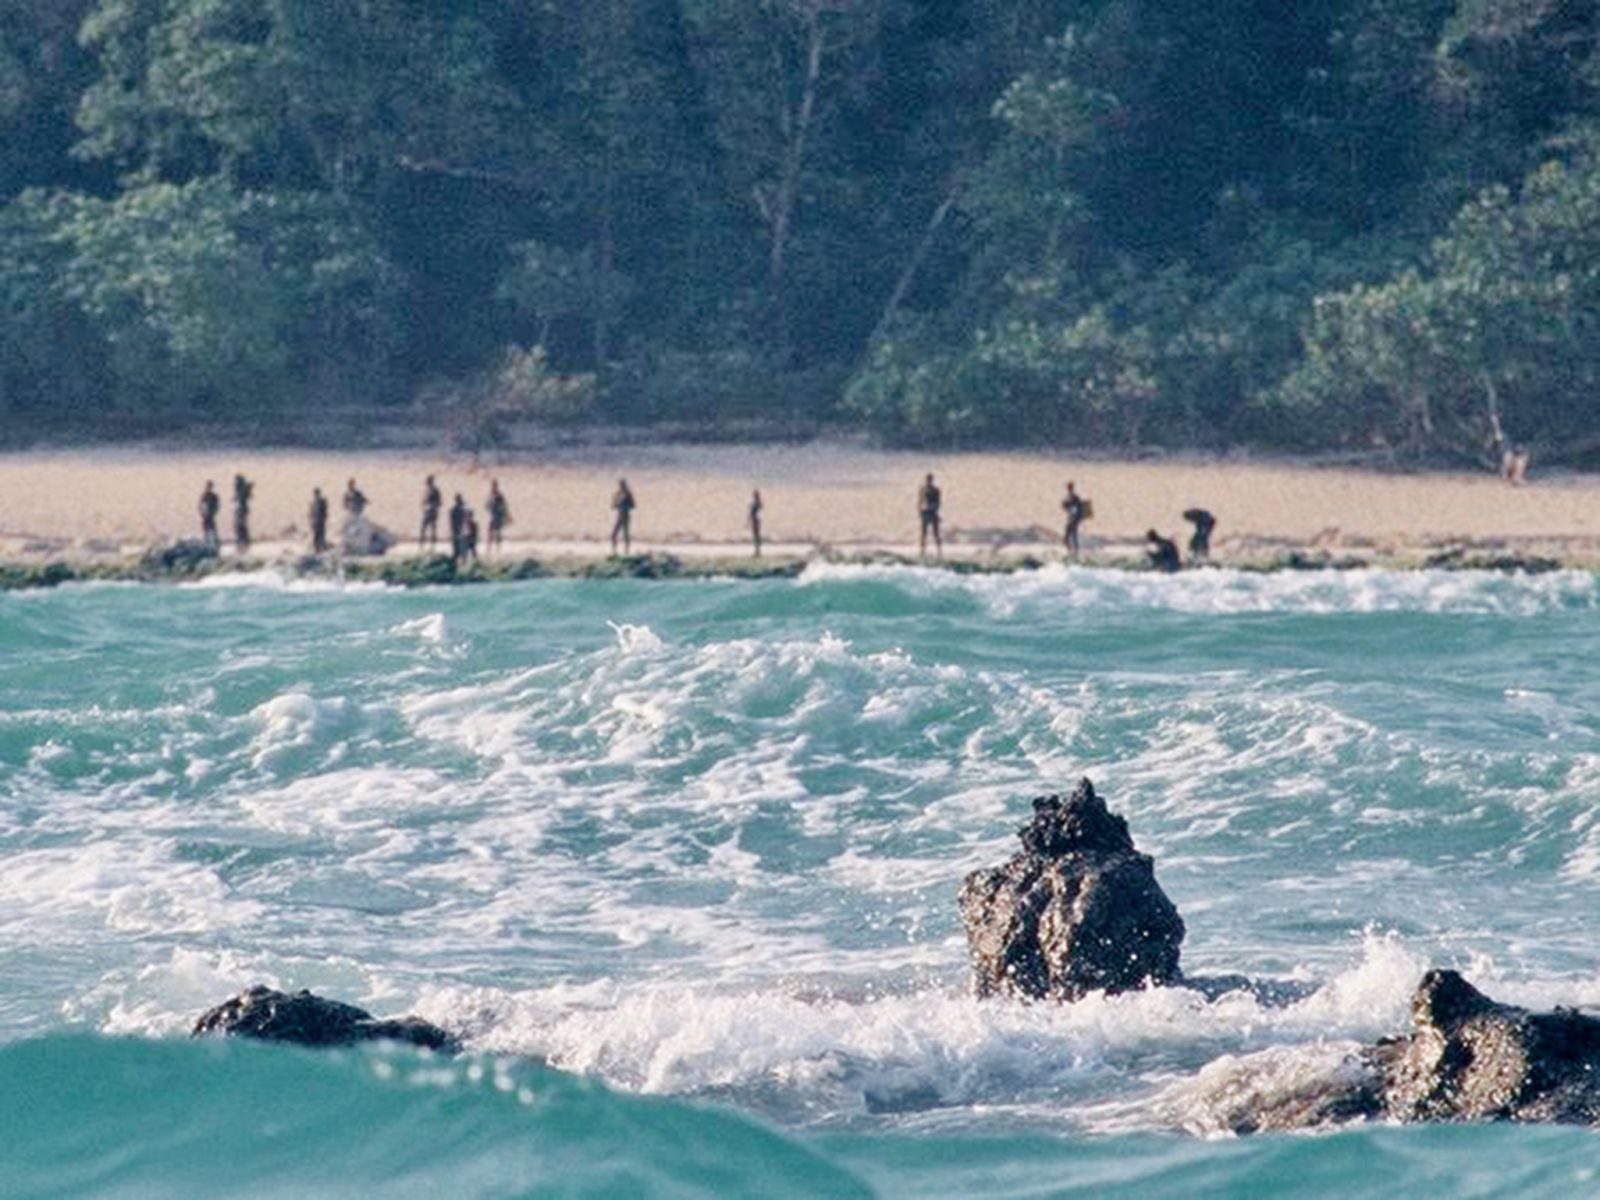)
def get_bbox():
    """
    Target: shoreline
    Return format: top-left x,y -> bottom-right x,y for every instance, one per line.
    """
2,440 -> 1597,586
0,535 -> 1588,591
